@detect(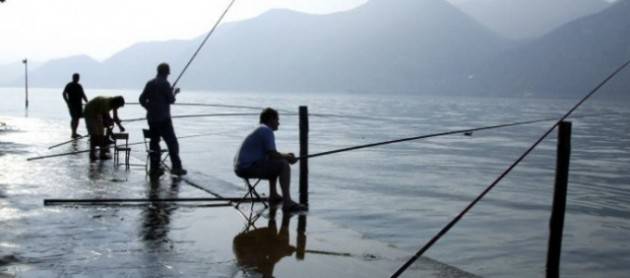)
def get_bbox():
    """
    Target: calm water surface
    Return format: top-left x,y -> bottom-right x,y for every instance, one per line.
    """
1,88 -> 629,277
